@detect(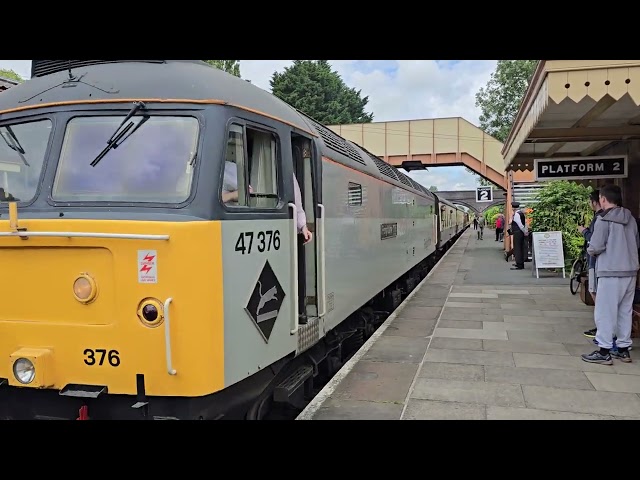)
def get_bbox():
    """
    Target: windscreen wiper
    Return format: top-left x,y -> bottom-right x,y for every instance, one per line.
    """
0,127 -> 30,167
90,101 -> 148,167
